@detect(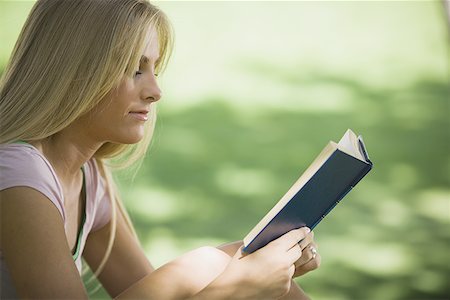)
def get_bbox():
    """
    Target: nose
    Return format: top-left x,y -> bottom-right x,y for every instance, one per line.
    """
141,75 -> 162,103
